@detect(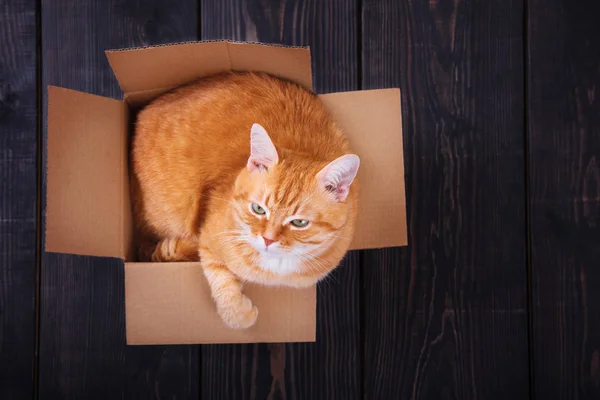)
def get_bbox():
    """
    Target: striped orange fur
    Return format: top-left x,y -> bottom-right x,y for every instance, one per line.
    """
132,72 -> 360,329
